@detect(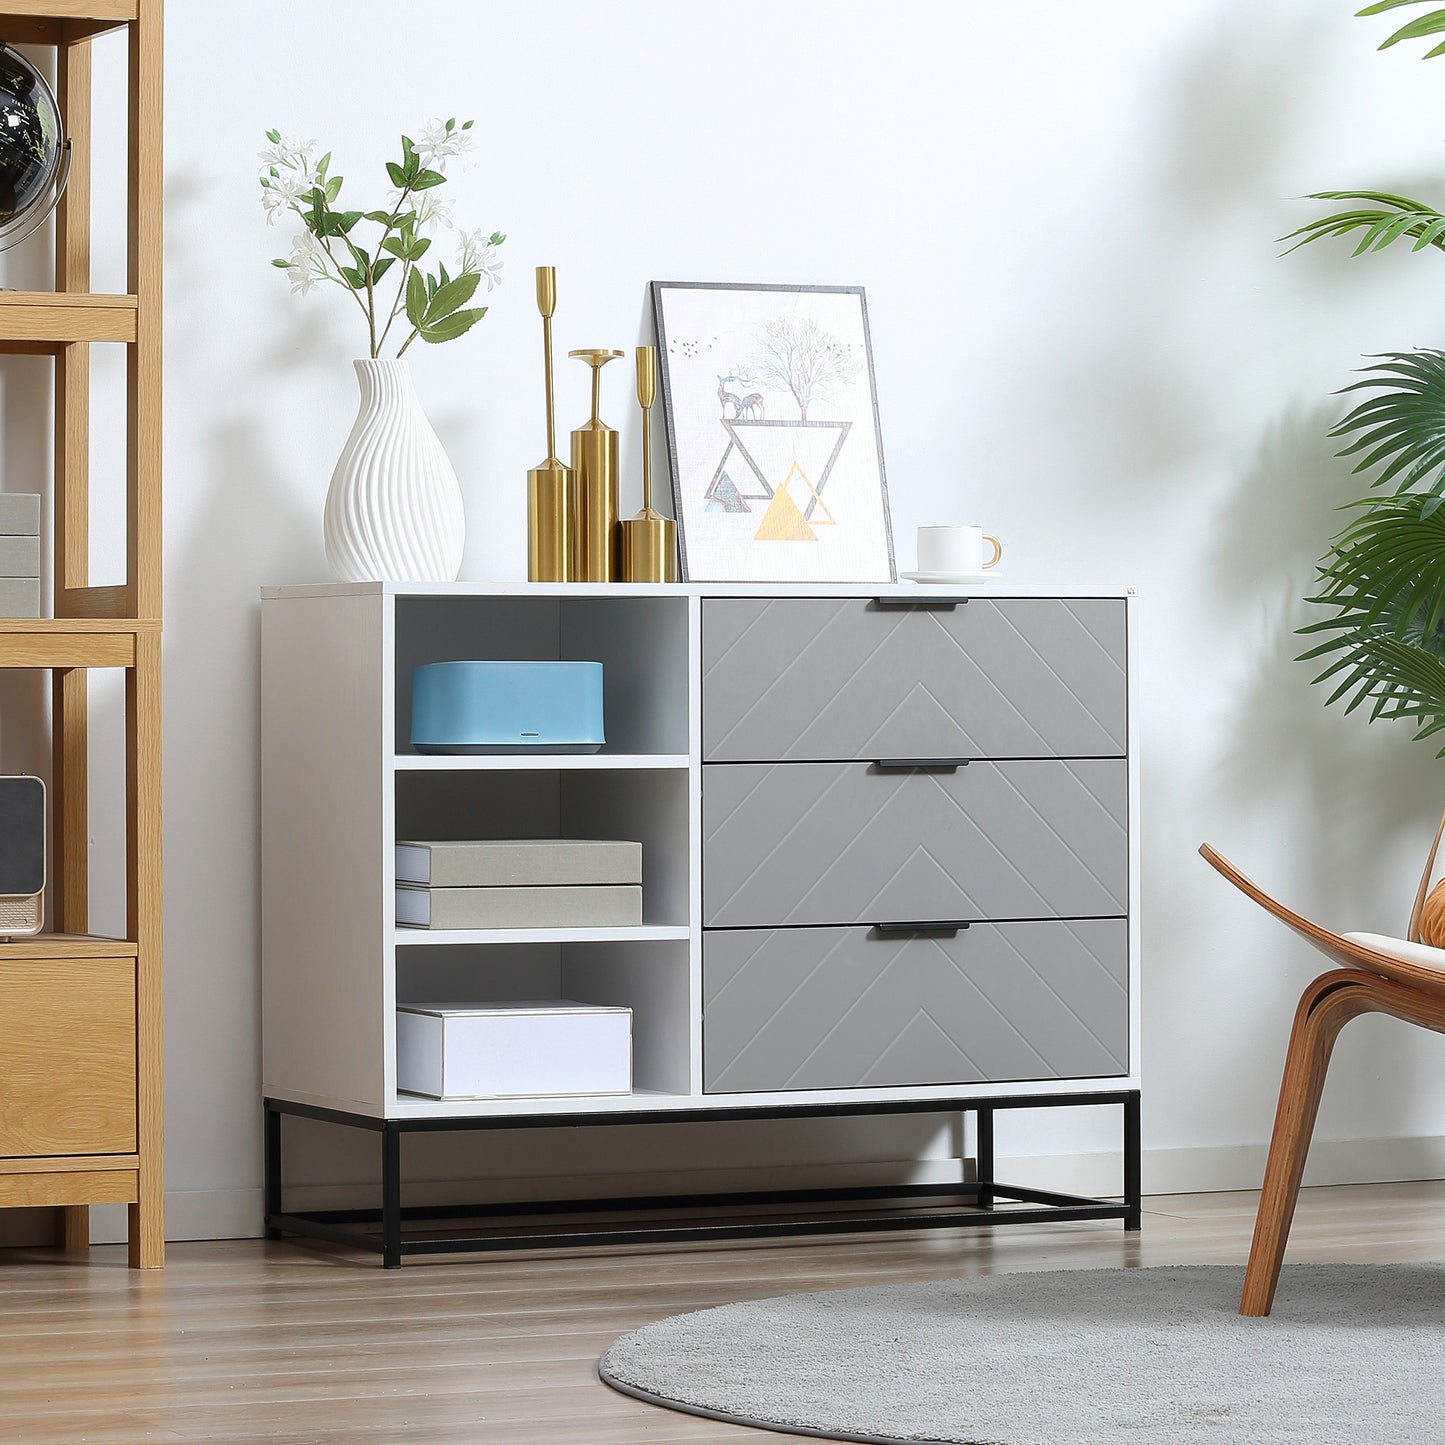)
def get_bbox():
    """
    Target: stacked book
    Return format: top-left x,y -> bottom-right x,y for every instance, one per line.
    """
395,838 -> 643,929
0,495 -> 40,618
